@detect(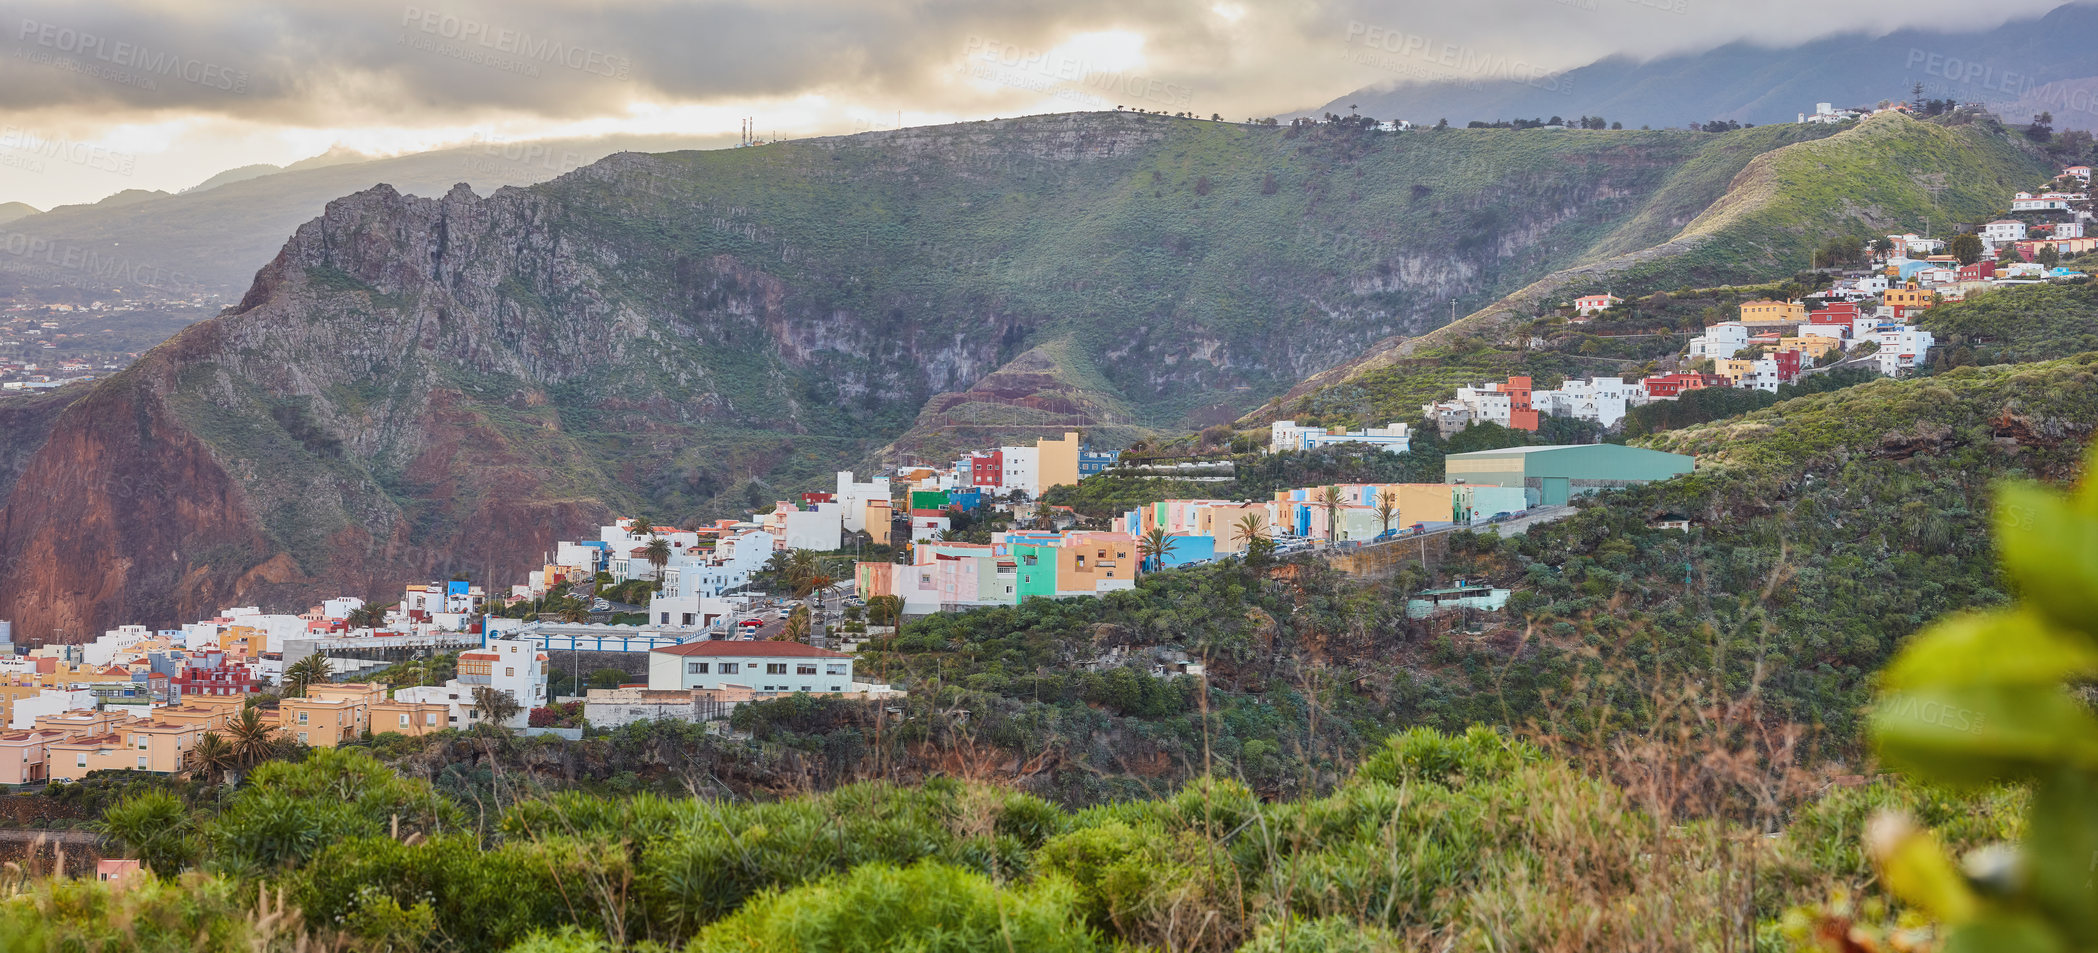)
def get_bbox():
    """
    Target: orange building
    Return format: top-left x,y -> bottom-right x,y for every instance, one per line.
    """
1884,282 -> 1936,310
1739,300 -> 1807,324
1504,376 -> 1538,431
370,699 -> 451,737
279,683 -> 386,748
46,720 -> 203,781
